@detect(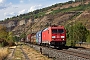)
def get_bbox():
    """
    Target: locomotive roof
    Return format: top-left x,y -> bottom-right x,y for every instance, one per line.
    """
43,28 -> 48,31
